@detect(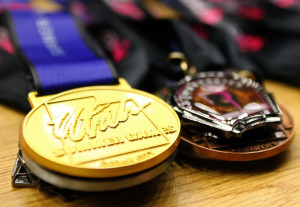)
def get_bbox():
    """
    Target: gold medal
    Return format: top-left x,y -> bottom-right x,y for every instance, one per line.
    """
9,4 -> 181,192
20,79 -> 181,178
